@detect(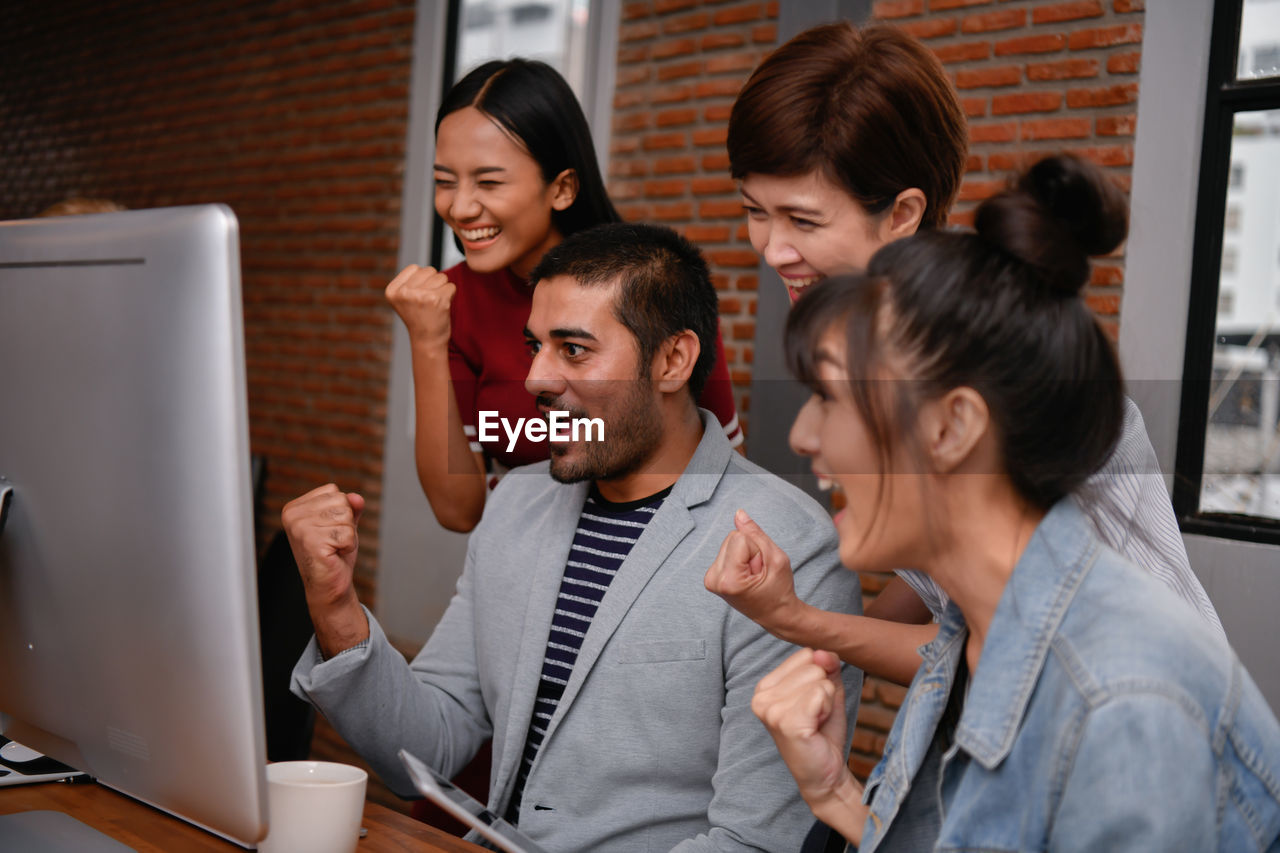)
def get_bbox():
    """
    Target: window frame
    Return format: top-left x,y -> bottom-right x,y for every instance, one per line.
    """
1174,0 -> 1280,544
